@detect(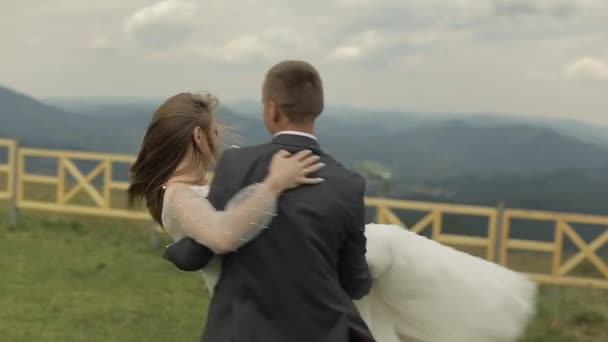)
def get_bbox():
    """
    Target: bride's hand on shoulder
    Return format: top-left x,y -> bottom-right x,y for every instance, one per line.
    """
264,150 -> 324,194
